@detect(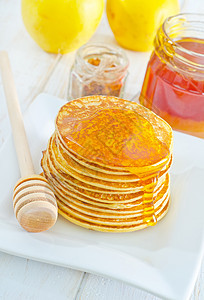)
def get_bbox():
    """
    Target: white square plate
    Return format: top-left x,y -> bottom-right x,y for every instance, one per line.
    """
0,93 -> 204,300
